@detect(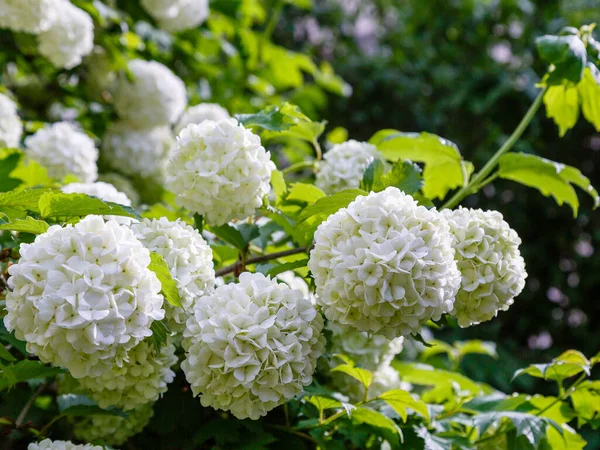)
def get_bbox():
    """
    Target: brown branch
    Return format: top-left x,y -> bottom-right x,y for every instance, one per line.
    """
215,247 -> 308,277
